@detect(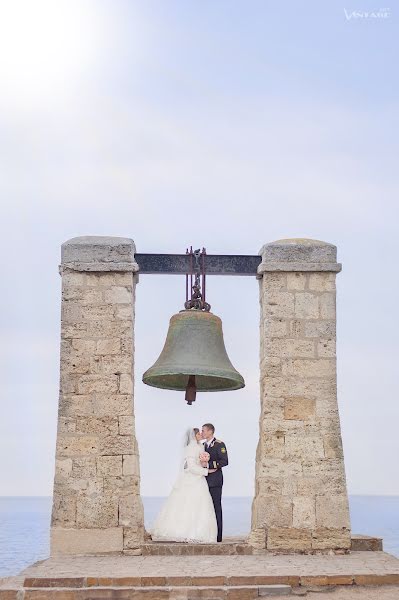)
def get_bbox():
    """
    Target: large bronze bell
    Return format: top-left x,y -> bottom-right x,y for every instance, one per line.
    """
142,309 -> 245,404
